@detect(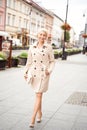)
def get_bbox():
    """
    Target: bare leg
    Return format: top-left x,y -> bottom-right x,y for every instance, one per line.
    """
30,93 -> 43,125
37,96 -> 42,119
